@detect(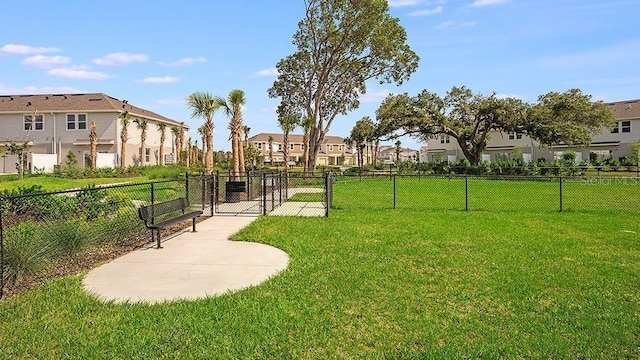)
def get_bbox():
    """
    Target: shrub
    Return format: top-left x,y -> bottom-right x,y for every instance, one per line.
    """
2,222 -> 51,285
47,219 -> 93,257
